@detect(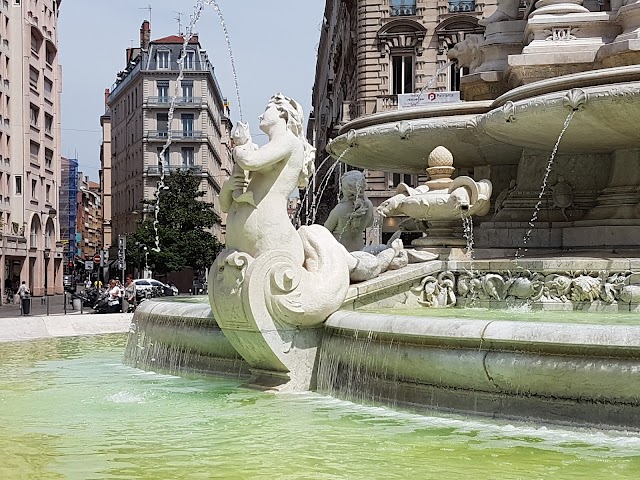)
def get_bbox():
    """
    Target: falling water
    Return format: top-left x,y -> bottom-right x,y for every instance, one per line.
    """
407,60 -> 456,107
462,214 -> 474,256
203,0 -> 243,121
151,1 -> 242,253
307,147 -> 351,225
515,110 -> 576,262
